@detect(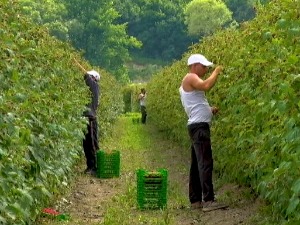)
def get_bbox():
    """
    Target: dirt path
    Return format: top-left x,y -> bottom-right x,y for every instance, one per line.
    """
35,115 -> 264,225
